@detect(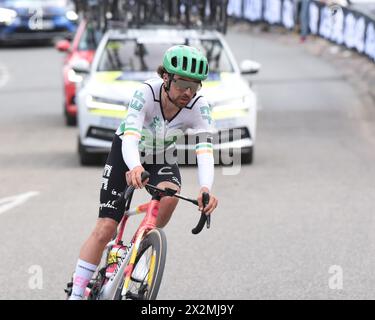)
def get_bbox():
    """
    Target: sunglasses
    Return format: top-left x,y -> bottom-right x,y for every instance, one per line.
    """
172,78 -> 202,92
